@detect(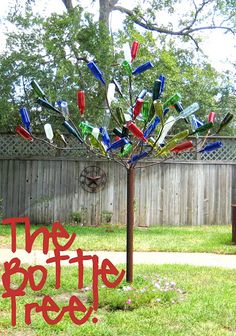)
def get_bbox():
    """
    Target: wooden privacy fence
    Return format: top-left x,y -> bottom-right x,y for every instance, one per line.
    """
0,159 -> 235,226
0,134 -> 235,226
